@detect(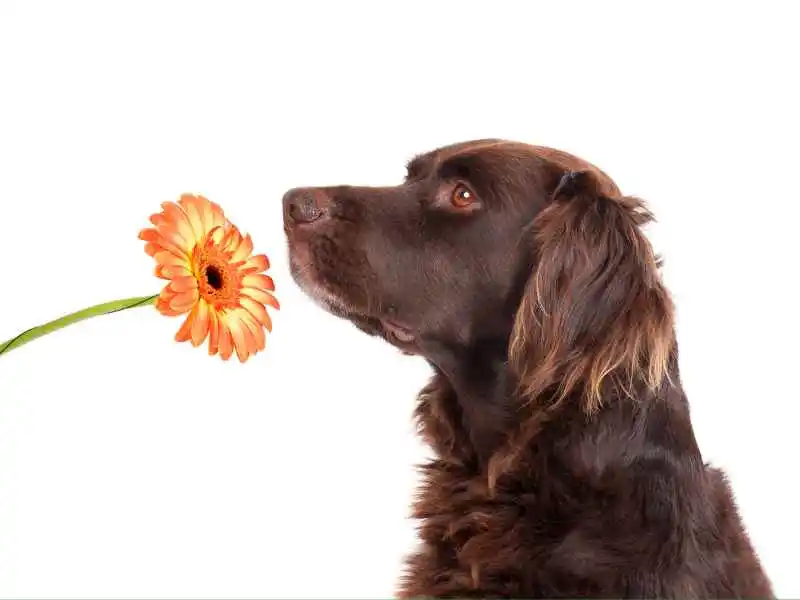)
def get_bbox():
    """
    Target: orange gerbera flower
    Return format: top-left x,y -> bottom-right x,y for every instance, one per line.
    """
138,193 -> 279,362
